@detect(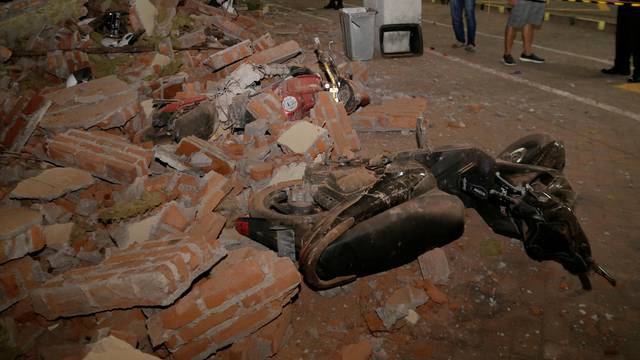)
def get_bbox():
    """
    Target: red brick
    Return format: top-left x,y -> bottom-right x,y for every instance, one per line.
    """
241,258 -> 301,308
248,162 -> 274,181
0,257 -> 44,312
246,92 -> 286,122
159,292 -> 204,330
350,97 -> 427,131
176,136 -> 235,175
30,234 -> 226,319
189,213 -> 226,239
176,28 -> 207,48
197,171 -> 232,218
203,40 -> 253,71
201,260 -> 266,309
313,92 -> 360,159
40,76 -> 138,130
252,33 -> 276,52
144,248 -> 299,358
160,203 -> 190,232
244,40 -> 301,65
172,337 -> 210,360
177,304 -> 239,343
211,301 -> 280,345
47,130 -> 152,184
0,95 -> 51,152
